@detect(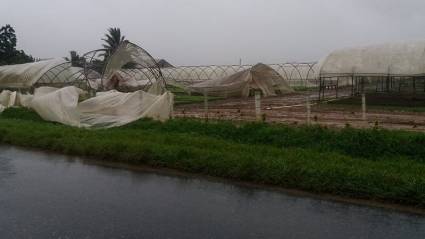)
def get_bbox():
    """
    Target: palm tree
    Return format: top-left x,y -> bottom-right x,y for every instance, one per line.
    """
64,50 -> 84,67
102,27 -> 125,58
